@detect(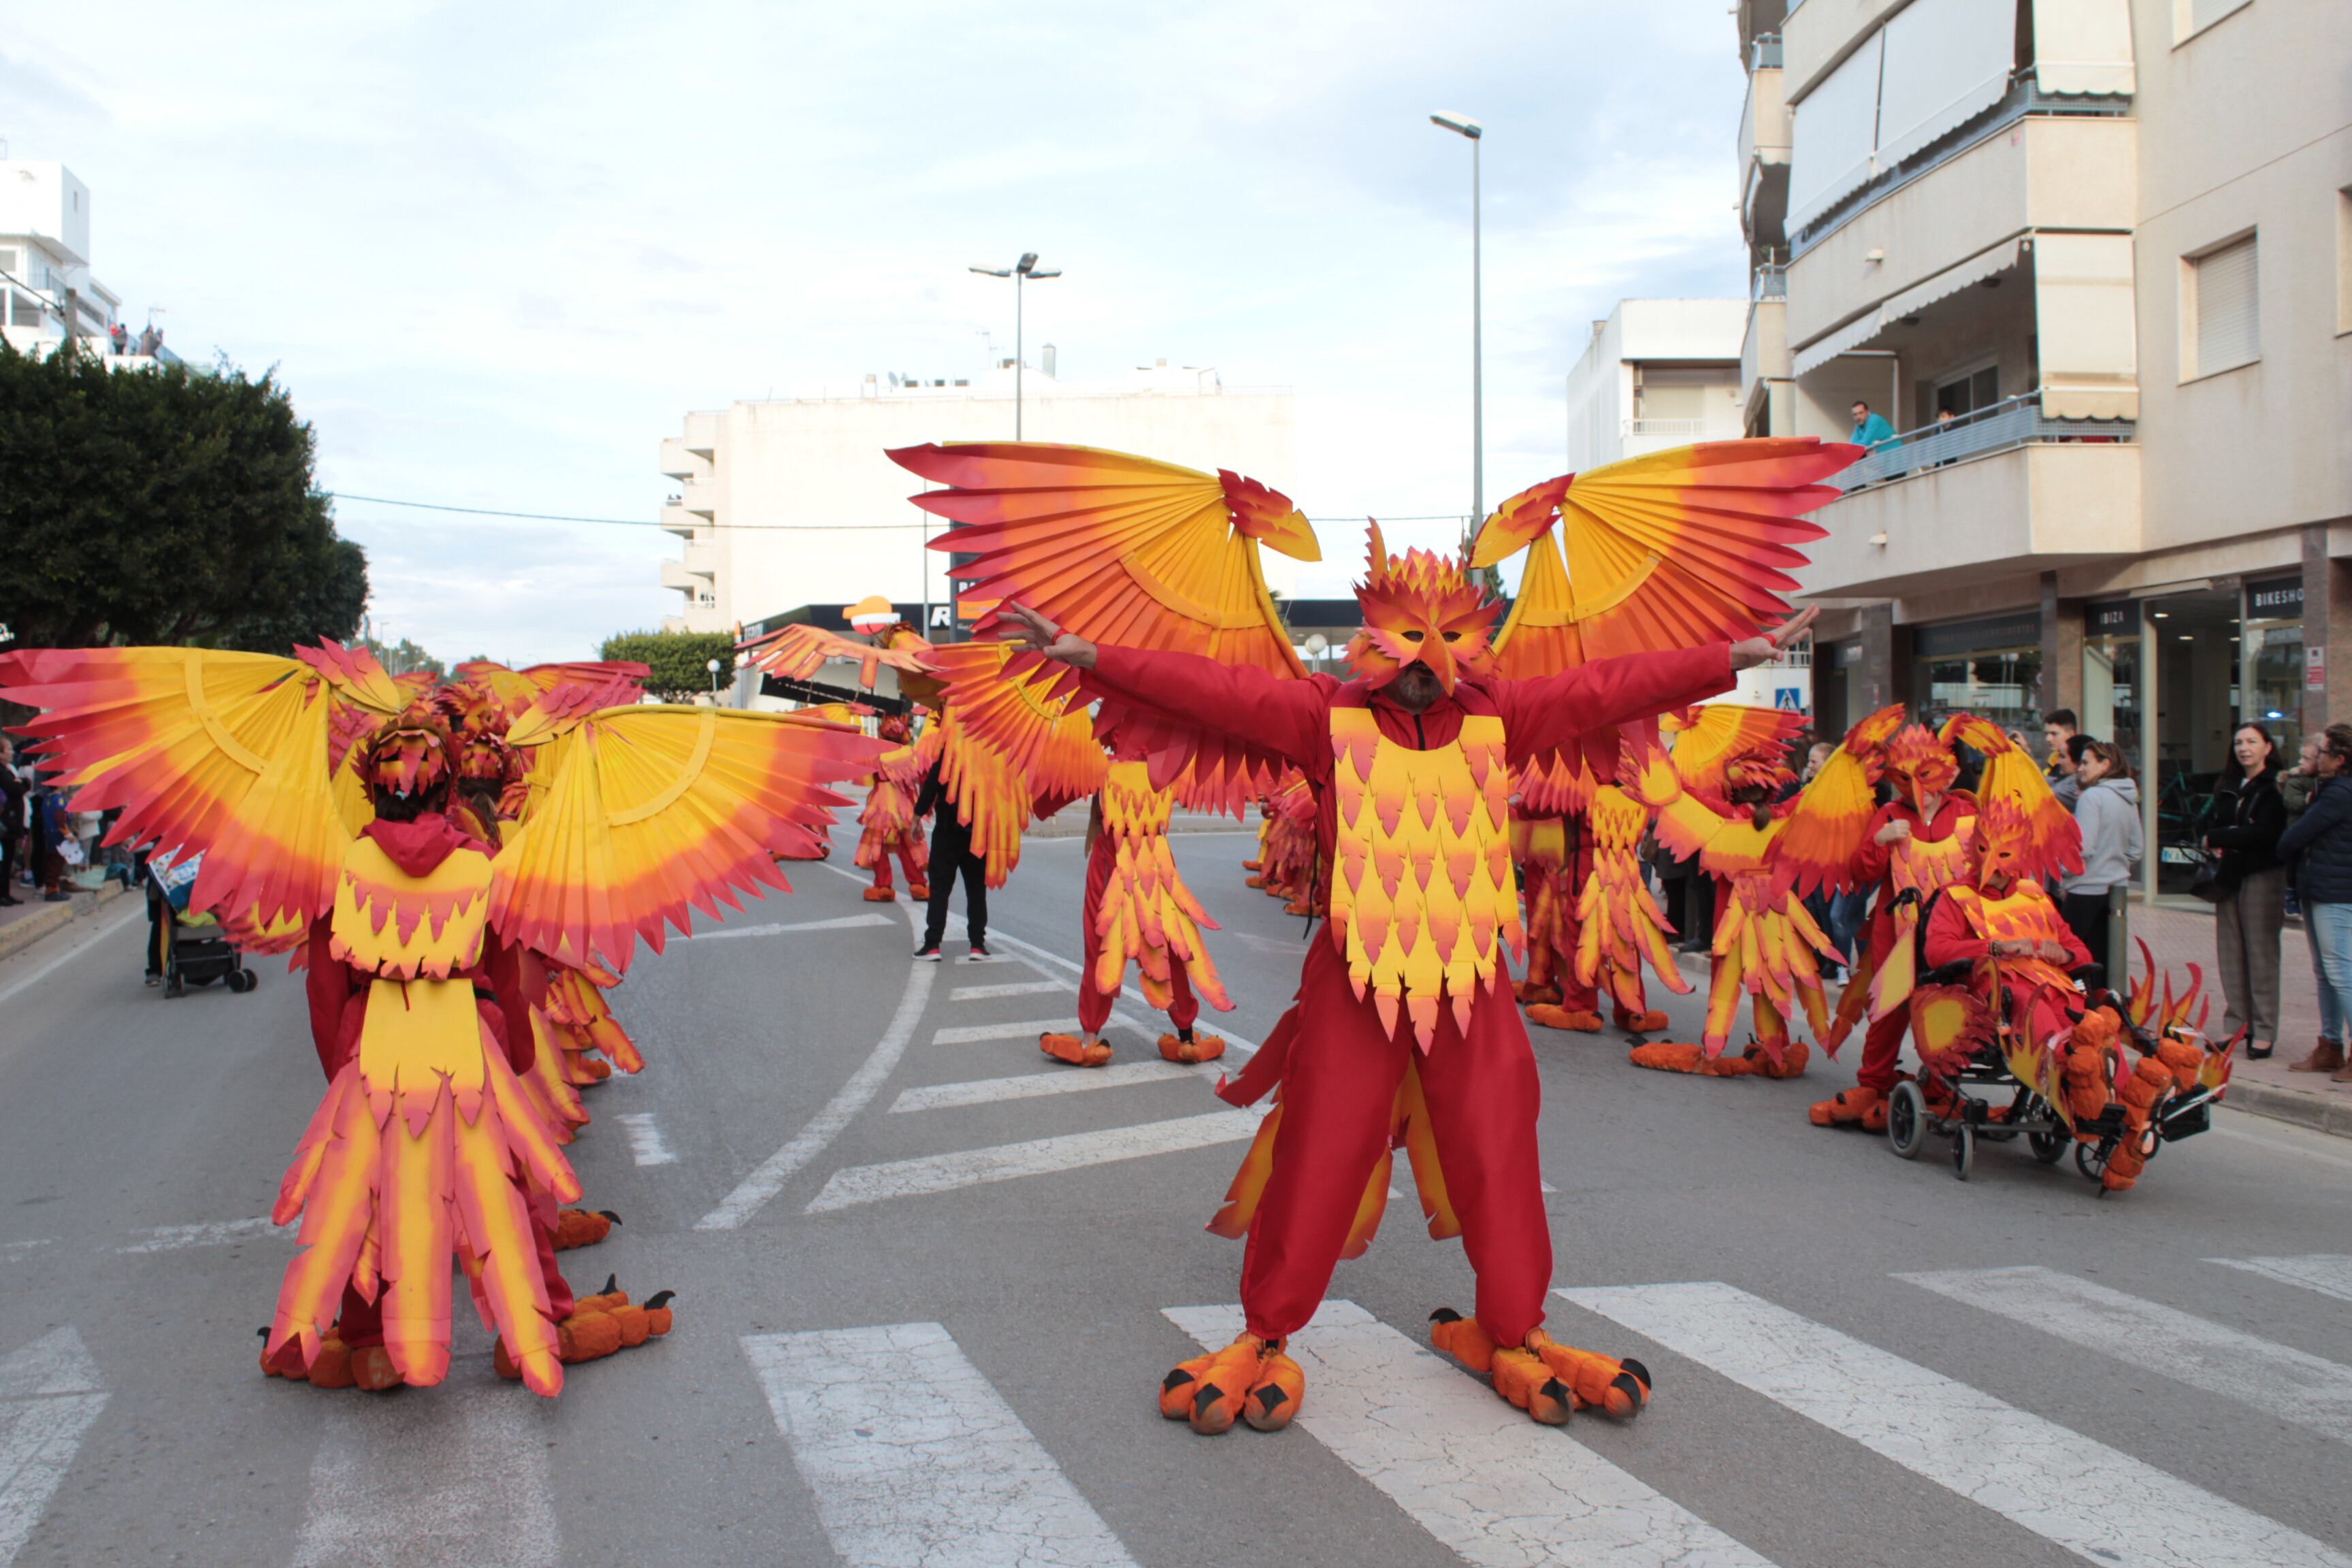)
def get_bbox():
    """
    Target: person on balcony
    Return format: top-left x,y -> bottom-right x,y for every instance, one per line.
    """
1848,400 -> 1899,453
